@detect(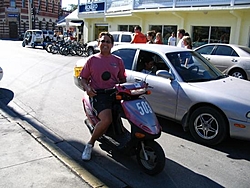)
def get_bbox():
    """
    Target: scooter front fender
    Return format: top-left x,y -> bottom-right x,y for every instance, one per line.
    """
121,98 -> 161,135
82,92 -> 99,125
